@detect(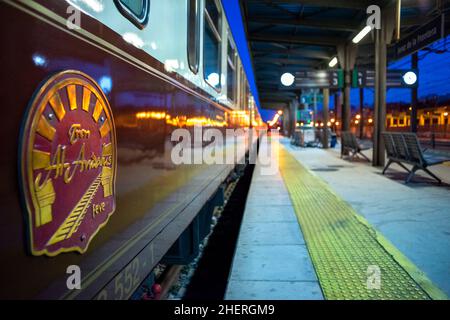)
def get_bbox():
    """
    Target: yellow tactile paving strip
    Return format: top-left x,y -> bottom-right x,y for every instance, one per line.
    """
279,145 -> 447,300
